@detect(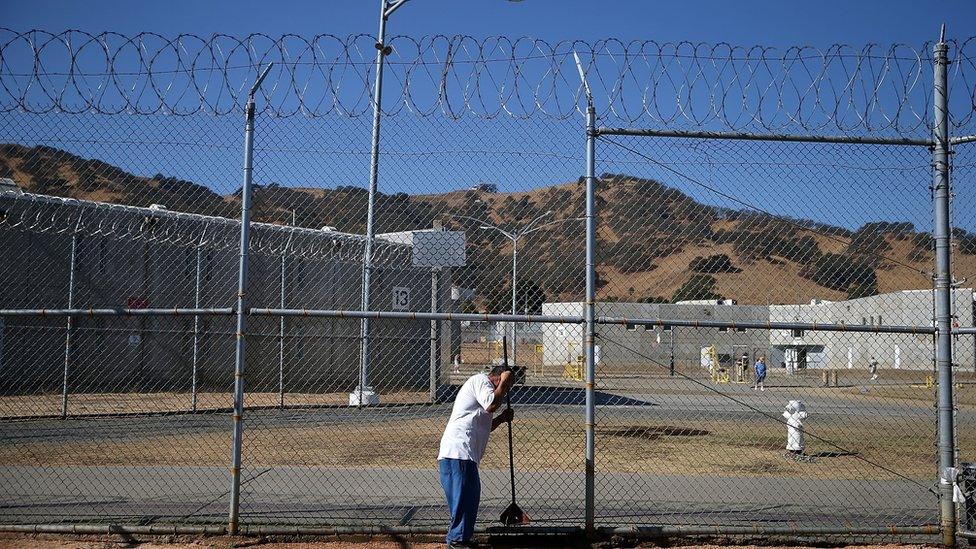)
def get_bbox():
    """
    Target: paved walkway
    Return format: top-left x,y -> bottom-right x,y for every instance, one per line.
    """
0,466 -> 936,528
